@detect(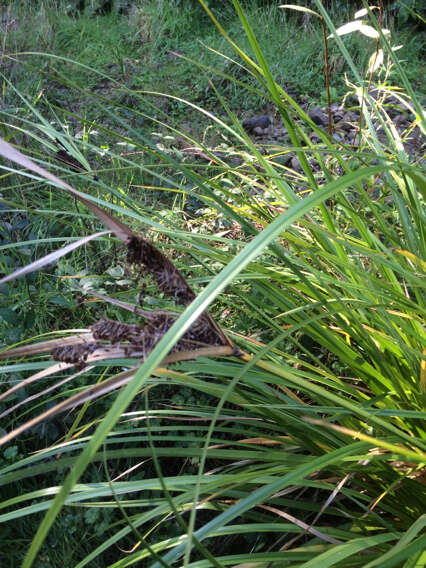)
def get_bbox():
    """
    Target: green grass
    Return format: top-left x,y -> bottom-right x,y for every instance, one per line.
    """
0,0 -> 425,566
2,0 -> 423,134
